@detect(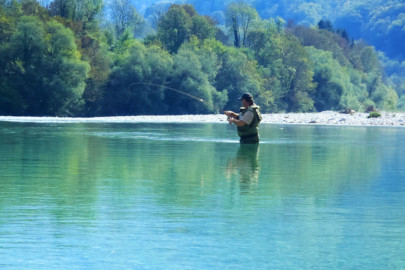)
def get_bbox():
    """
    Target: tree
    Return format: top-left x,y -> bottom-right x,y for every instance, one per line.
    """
1,1 -> 402,116
305,45 -> 398,112
317,19 -> 334,32
225,2 -> 258,47
366,71 -> 398,110
278,34 -> 315,112
8,16 -> 89,115
246,18 -> 284,66
307,47 -> 348,111
215,46 -> 264,110
157,4 -> 193,53
80,34 -> 113,116
48,0 -> 103,28
397,95 -> 405,110
173,37 -> 228,112
166,48 -> 216,114
247,18 -> 314,112
144,2 -> 170,30
237,3 -> 258,47
360,46 -> 380,73
104,40 -> 173,115
288,23 -> 351,67
363,2 -> 405,60
156,4 -> 218,53
191,15 -> 217,41
110,0 -> 143,37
